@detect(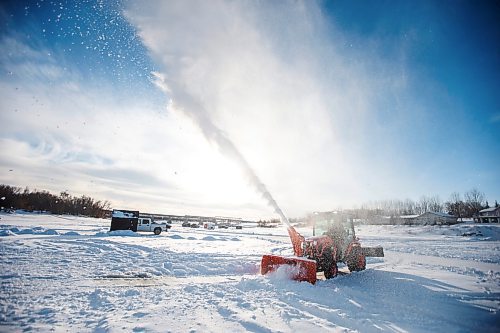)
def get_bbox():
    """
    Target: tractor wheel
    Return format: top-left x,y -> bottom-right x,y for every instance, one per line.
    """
154,227 -> 162,235
347,248 -> 366,272
323,261 -> 338,279
322,248 -> 338,279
